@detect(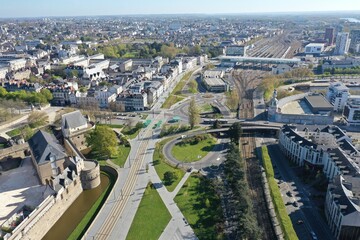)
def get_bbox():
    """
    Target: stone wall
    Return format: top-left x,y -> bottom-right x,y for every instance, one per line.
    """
80,160 -> 100,190
8,177 -> 83,240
